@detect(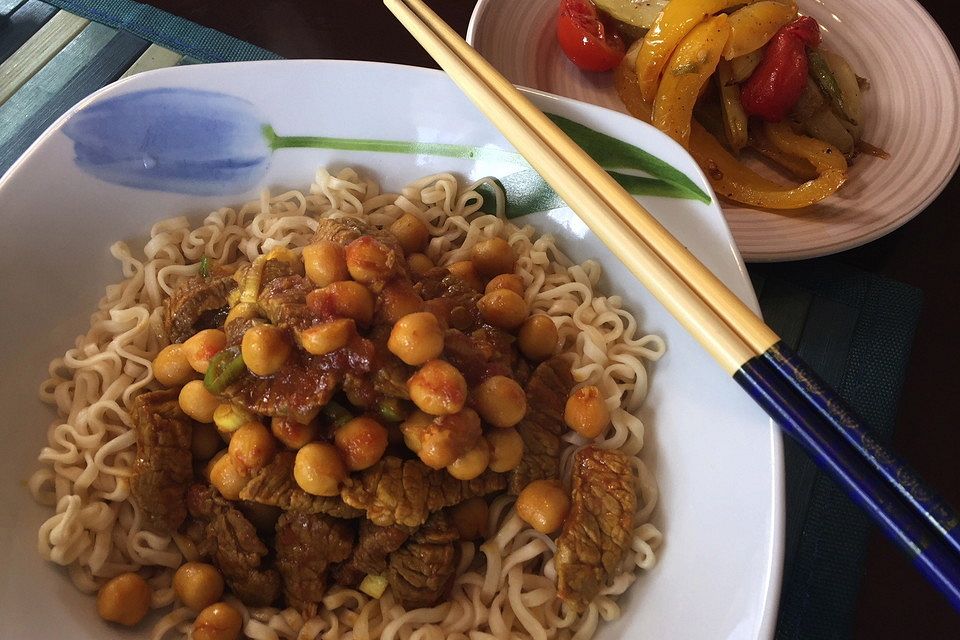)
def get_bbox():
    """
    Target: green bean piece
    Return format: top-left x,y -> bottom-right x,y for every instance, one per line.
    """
809,50 -> 848,122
